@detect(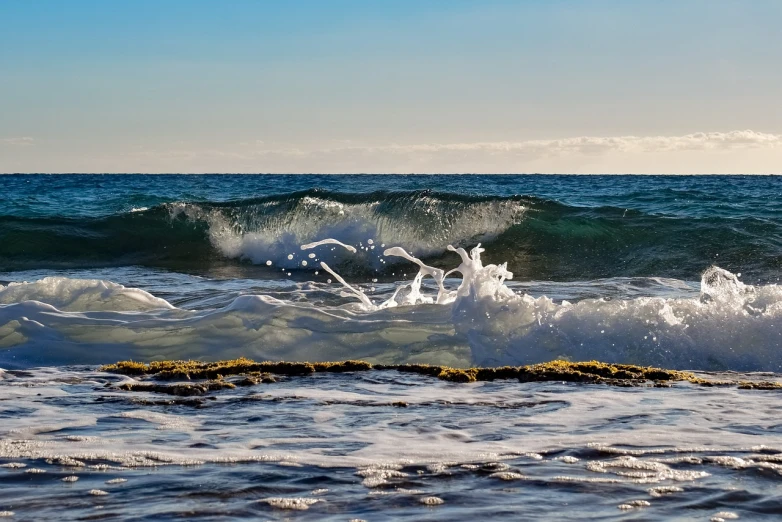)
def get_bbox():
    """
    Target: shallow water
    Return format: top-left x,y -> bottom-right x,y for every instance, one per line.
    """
2,367 -> 782,520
